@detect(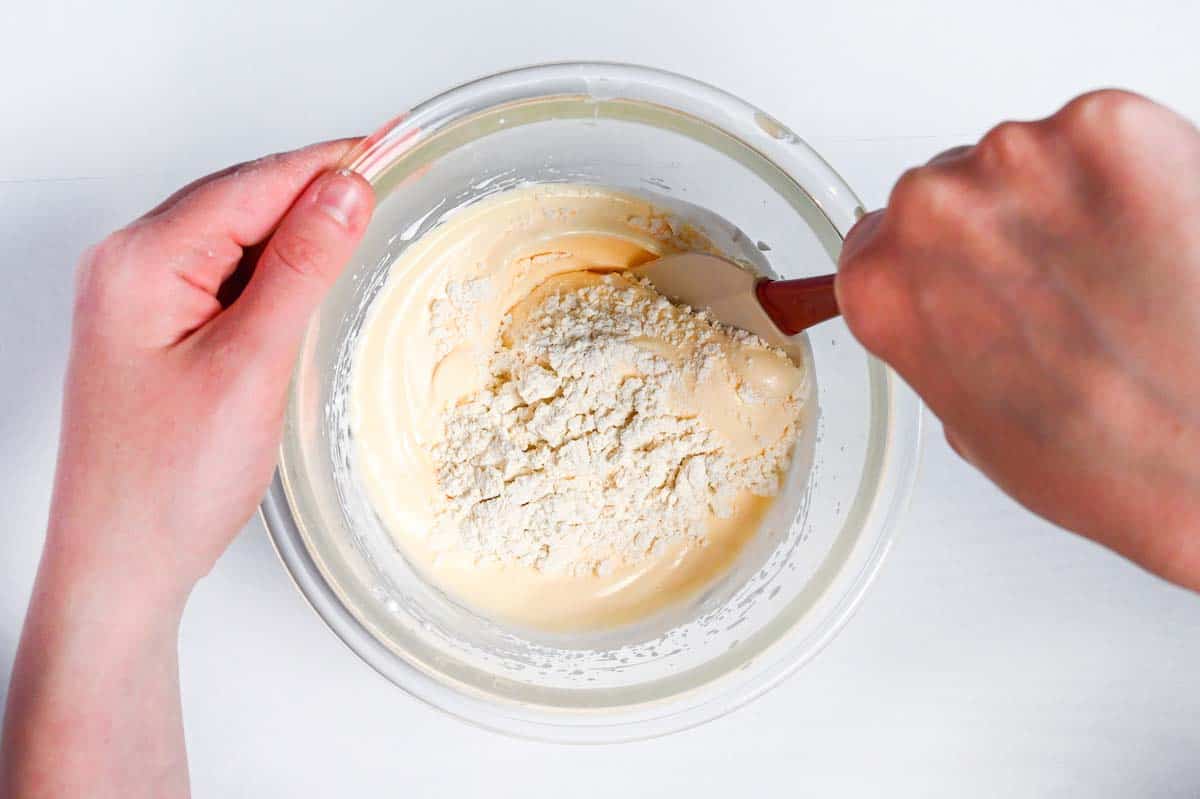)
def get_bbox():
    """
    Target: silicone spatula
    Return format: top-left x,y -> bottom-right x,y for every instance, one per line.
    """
632,253 -> 838,360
